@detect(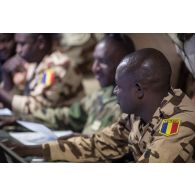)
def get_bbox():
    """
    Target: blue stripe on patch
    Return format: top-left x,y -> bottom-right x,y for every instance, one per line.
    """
42,73 -> 46,84
161,122 -> 168,133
